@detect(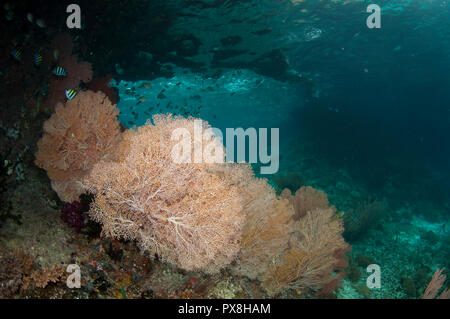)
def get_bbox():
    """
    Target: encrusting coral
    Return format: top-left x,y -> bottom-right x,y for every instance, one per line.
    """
0,247 -> 67,296
35,90 -> 122,202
